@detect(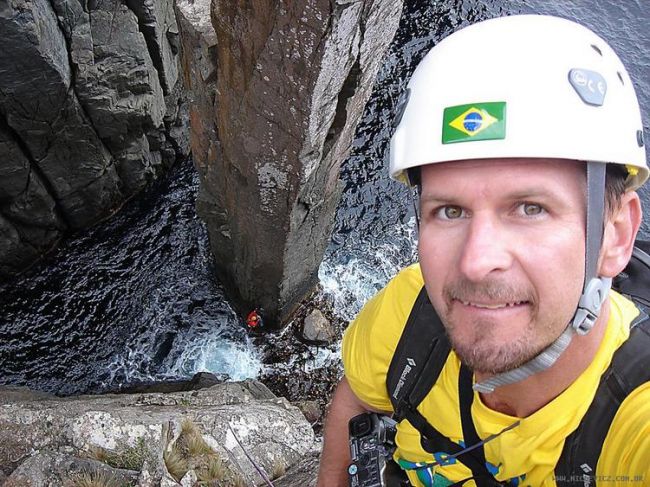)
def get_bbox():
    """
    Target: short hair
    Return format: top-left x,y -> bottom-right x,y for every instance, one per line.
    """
605,164 -> 628,216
